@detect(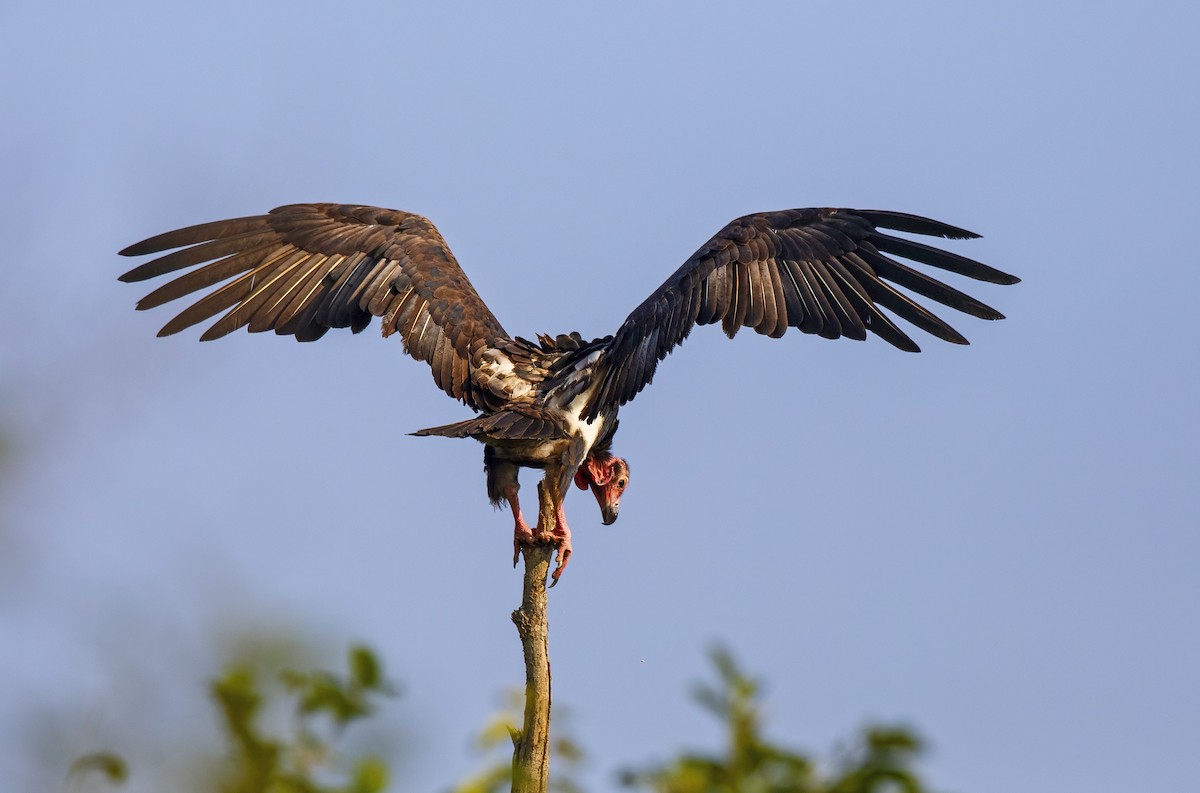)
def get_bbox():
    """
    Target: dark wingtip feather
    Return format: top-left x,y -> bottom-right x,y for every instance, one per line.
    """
855,209 -> 981,240
938,325 -> 970,345
119,216 -> 266,258
118,242 -> 148,258
870,317 -> 922,352
120,236 -> 187,258
198,325 -> 232,342
869,233 -> 1016,286
119,258 -> 172,282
